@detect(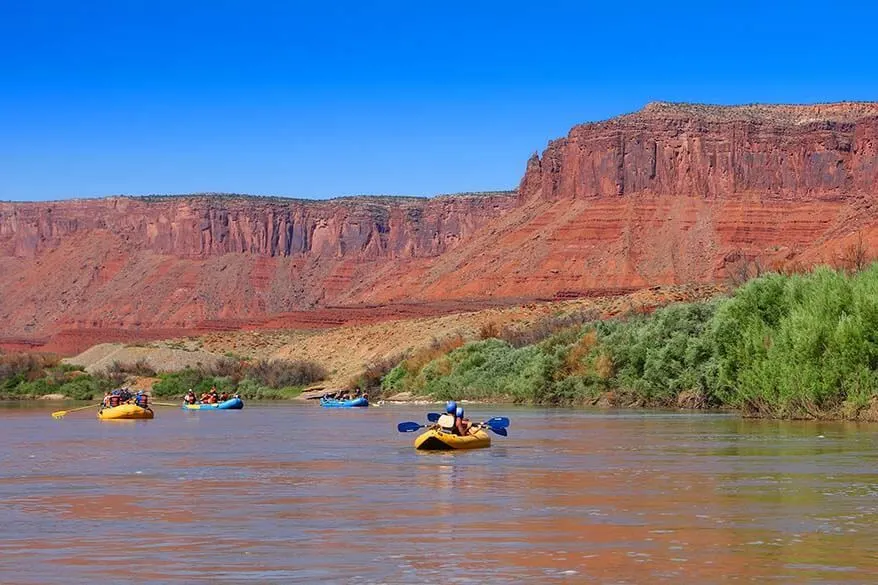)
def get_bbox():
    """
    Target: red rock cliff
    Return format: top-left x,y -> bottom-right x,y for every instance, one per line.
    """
2,101 -> 878,353
0,194 -> 516,349
0,194 -> 514,259
519,102 -> 878,202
